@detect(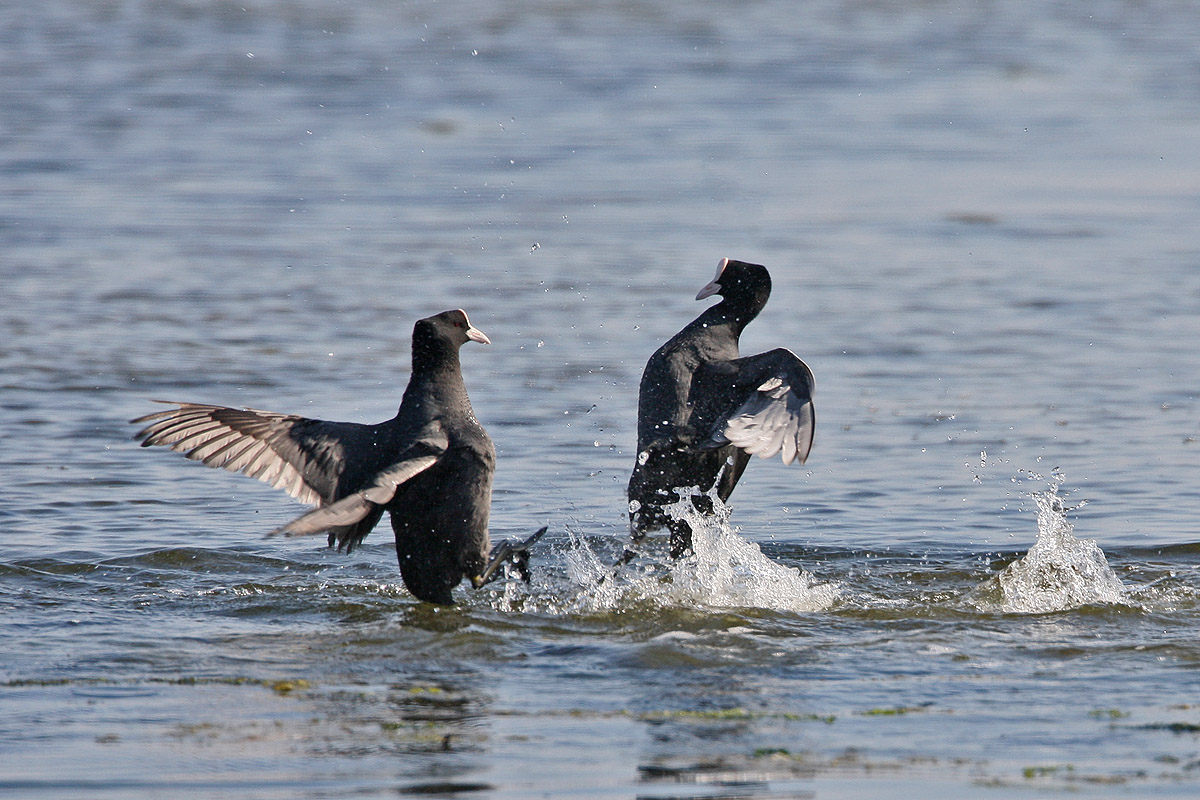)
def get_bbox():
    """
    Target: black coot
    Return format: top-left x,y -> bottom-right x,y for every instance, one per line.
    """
133,309 -> 531,605
627,259 -> 815,555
